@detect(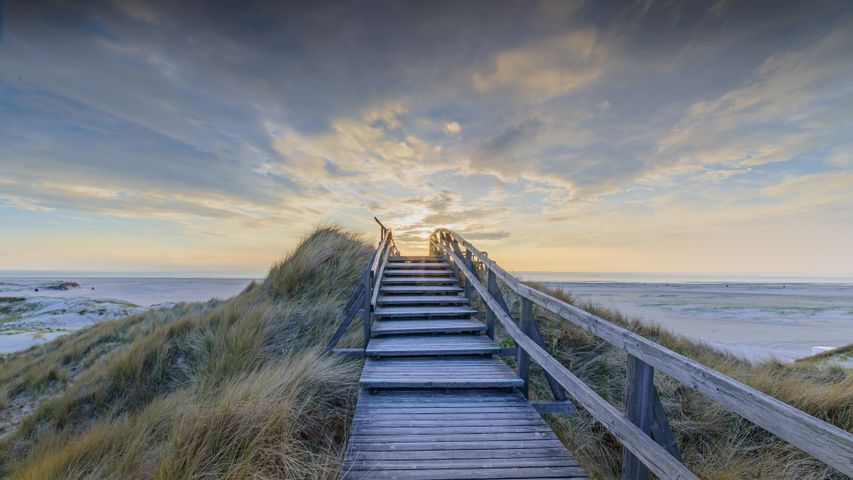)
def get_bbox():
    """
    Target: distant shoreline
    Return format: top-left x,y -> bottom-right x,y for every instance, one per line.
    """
3,271 -> 852,284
